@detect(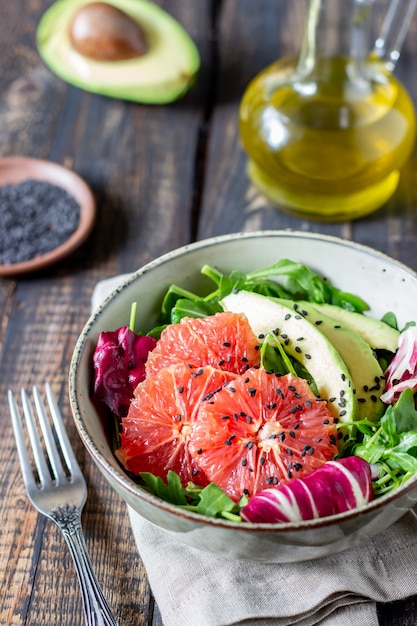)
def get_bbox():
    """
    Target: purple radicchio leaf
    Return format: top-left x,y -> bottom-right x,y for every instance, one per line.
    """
241,457 -> 373,523
93,326 -> 157,418
381,325 -> 417,404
